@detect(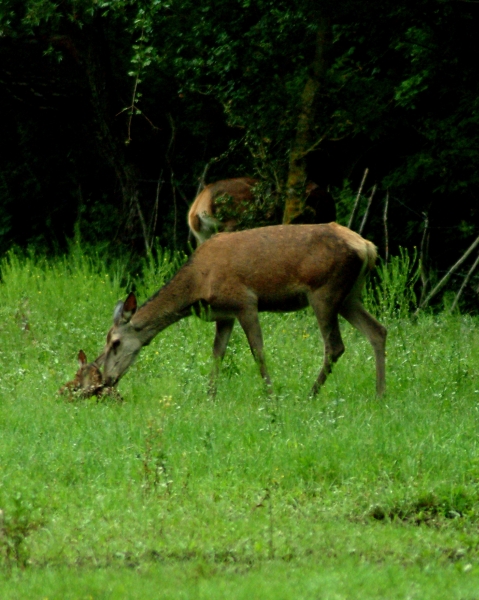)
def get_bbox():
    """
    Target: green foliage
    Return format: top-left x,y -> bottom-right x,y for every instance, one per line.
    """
0,492 -> 45,569
1,0 -> 479,265
365,247 -> 420,321
214,180 -> 282,231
